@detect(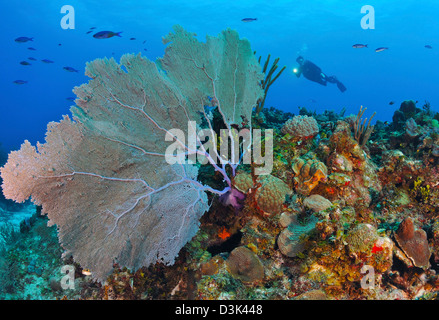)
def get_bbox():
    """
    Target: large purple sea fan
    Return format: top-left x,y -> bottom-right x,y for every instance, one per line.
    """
0,25 -> 264,282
